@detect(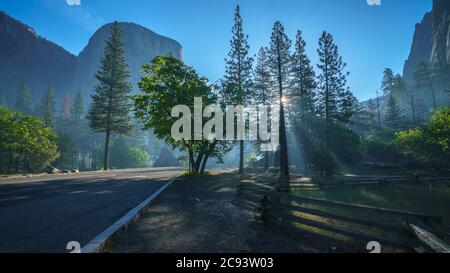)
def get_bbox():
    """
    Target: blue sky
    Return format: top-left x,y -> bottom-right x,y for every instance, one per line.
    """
0,0 -> 431,101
